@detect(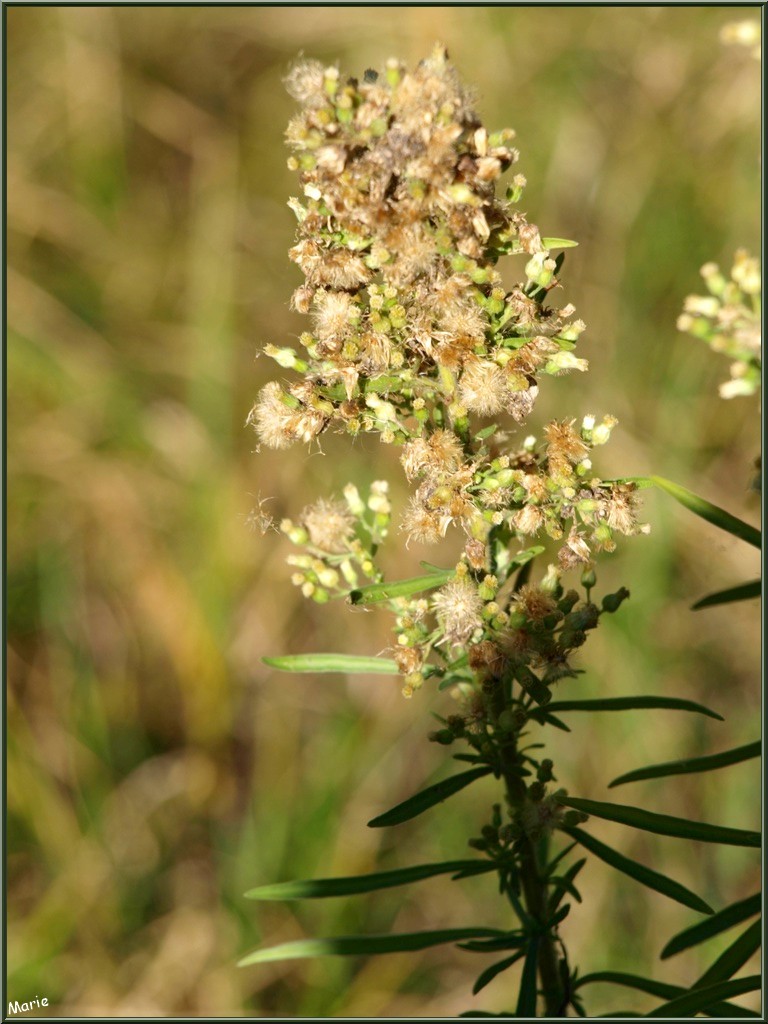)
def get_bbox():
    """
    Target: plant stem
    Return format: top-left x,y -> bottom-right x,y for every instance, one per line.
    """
489,675 -> 567,1017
